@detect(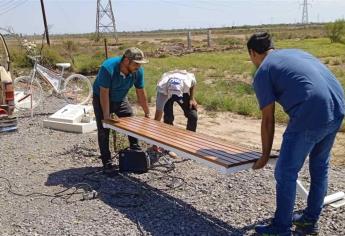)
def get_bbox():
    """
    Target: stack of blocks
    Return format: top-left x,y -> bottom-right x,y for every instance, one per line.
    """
0,66 -> 17,132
